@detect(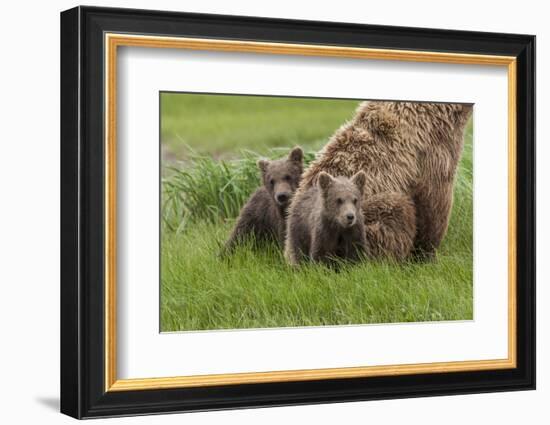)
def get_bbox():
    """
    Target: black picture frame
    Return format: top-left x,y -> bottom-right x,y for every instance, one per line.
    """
60,5 -> 535,419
